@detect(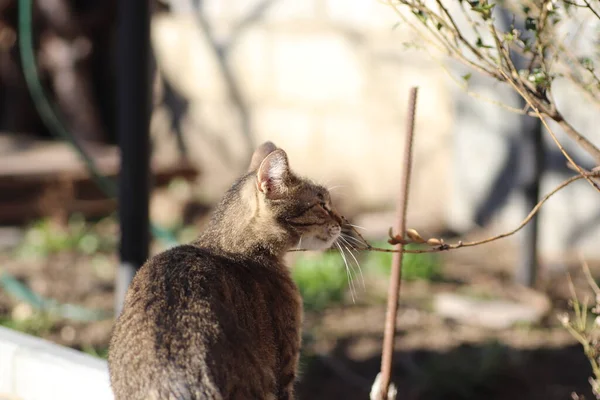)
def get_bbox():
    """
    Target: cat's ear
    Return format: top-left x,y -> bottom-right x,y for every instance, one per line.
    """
256,149 -> 290,199
248,141 -> 278,172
